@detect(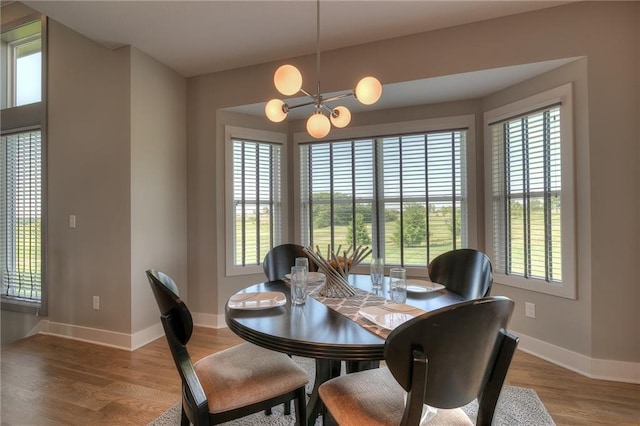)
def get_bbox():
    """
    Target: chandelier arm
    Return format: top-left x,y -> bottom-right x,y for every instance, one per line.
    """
286,100 -> 319,110
322,92 -> 354,103
299,88 -> 316,100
